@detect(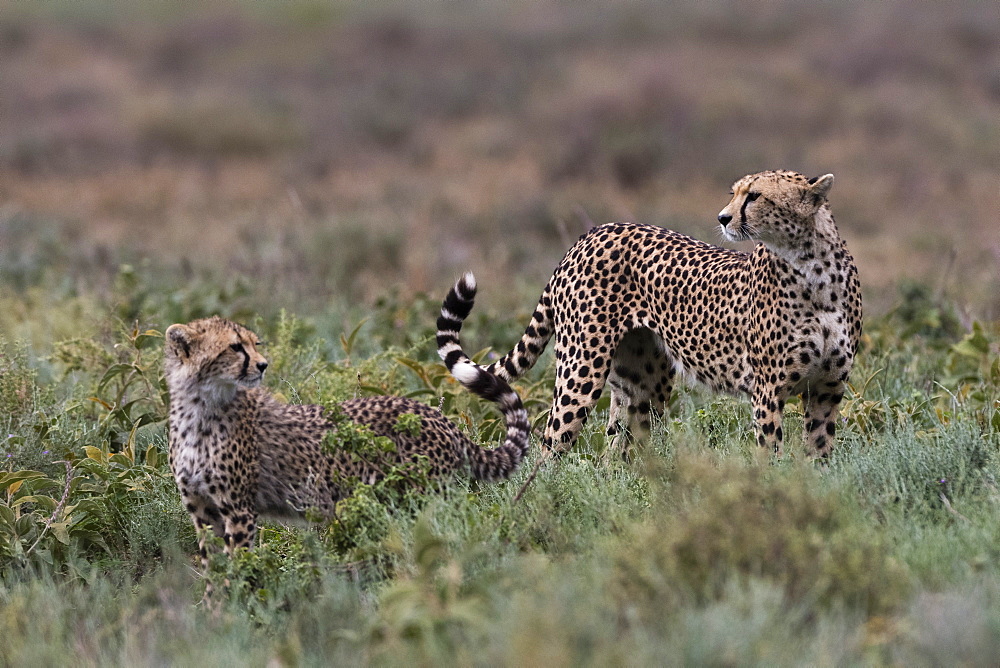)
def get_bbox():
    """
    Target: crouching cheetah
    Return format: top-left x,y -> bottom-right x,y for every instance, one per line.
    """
164,316 -> 528,570
438,170 -> 862,458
